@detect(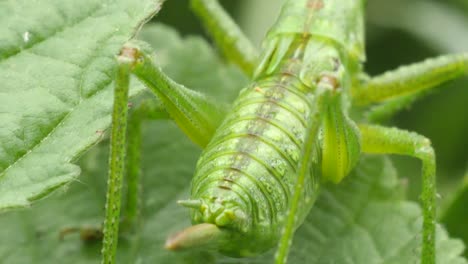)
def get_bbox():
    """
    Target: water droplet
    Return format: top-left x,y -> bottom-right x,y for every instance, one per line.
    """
291,126 -> 301,137
286,146 -> 299,163
215,145 -> 224,152
271,159 -> 287,176
23,31 -> 31,43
